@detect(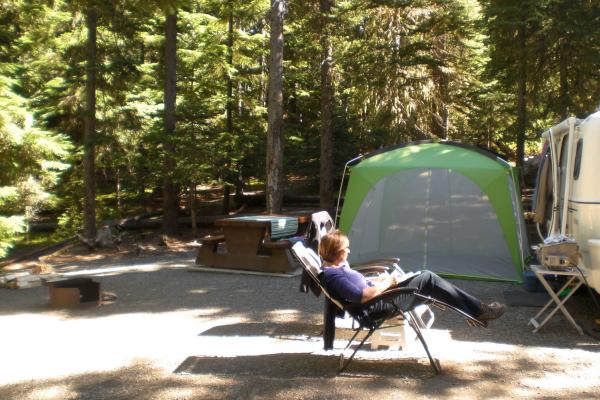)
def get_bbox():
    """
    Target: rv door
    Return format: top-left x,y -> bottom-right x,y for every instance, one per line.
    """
541,117 -> 579,238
